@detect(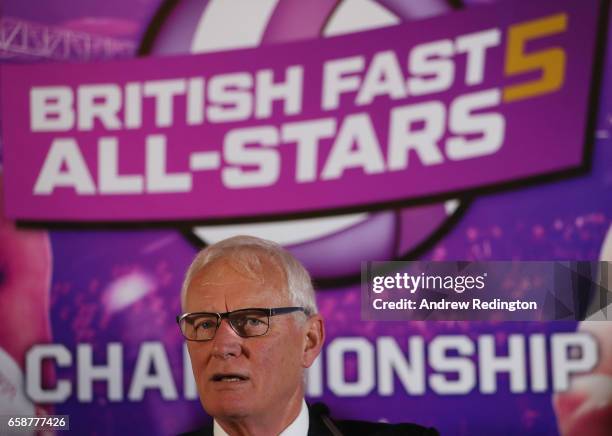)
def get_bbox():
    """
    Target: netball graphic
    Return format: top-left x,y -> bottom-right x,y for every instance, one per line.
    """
142,0 -> 464,282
